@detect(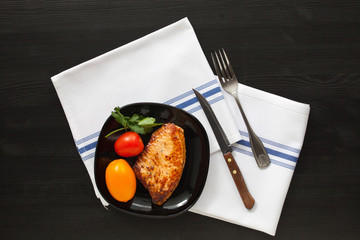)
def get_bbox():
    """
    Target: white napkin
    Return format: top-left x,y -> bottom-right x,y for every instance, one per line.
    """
190,83 -> 310,236
51,18 -> 241,206
51,17 -> 310,236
